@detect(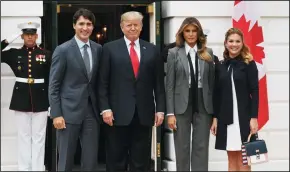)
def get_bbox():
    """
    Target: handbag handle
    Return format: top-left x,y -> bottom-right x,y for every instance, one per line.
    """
247,133 -> 259,142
